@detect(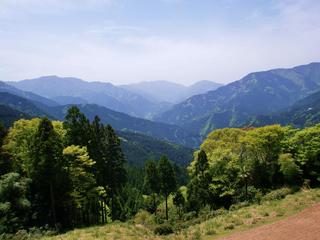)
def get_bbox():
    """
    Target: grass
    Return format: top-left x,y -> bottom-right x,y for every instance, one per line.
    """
39,188 -> 320,240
